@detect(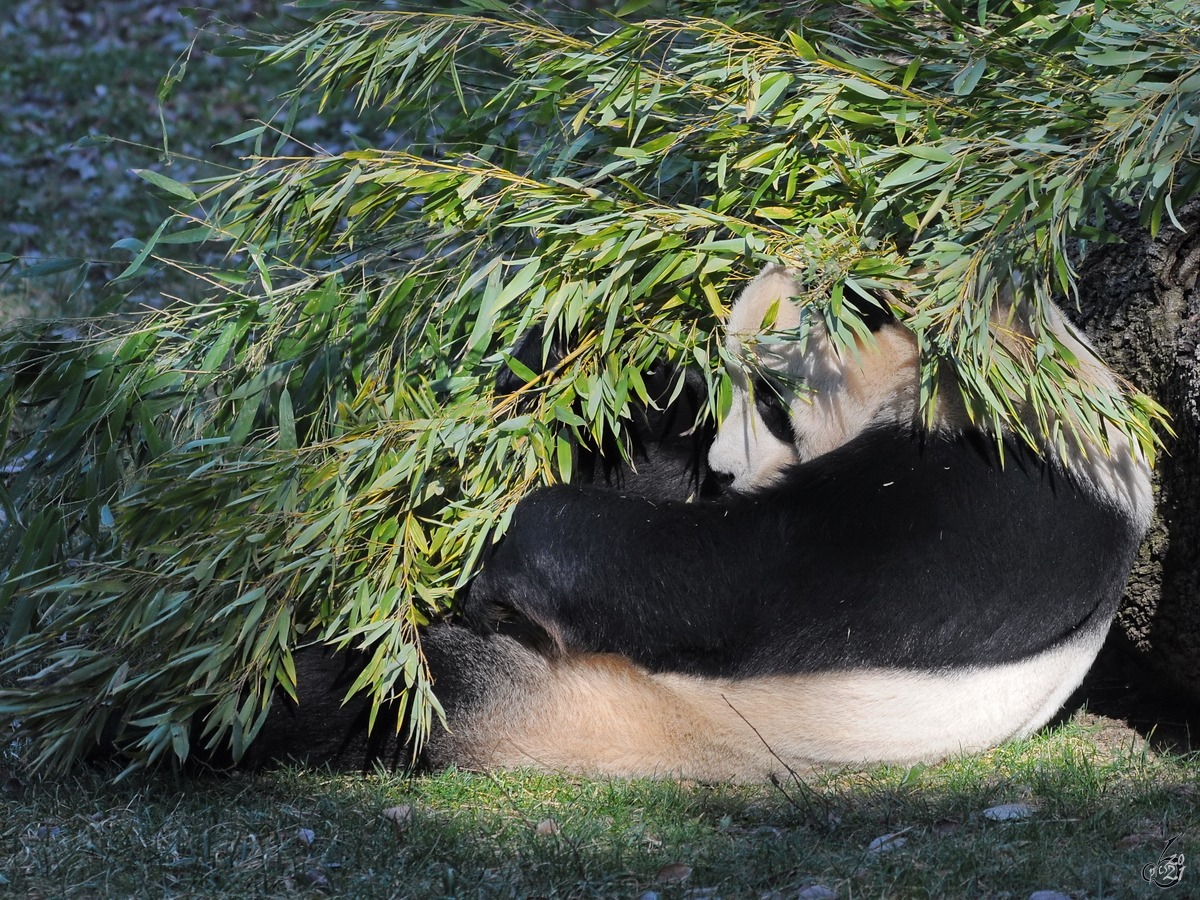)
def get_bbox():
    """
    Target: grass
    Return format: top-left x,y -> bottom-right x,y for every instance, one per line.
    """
1,1 -> 264,317
0,0 -> 396,321
2,712 -> 1197,899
